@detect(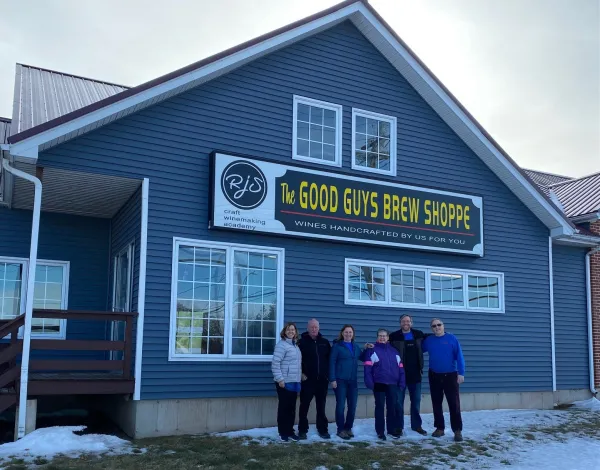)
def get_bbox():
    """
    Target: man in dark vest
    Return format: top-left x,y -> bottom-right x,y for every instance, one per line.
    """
297,318 -> 332,439
389,314 -> 427,436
